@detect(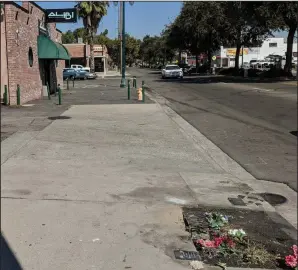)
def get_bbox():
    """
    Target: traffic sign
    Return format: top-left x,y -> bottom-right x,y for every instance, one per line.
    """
212,56 -> 216,61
